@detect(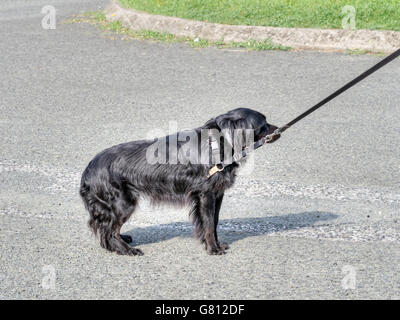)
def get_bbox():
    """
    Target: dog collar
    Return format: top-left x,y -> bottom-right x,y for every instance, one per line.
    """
207,133 -> 222,178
